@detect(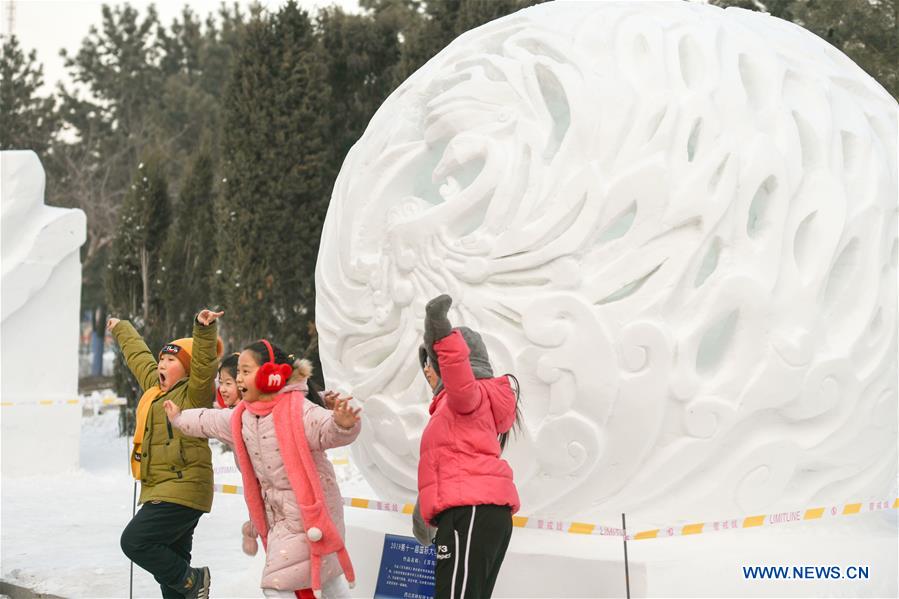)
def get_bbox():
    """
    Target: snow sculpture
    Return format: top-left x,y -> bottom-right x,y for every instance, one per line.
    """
316,1 -> 898,523
2,151 -> 87,476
